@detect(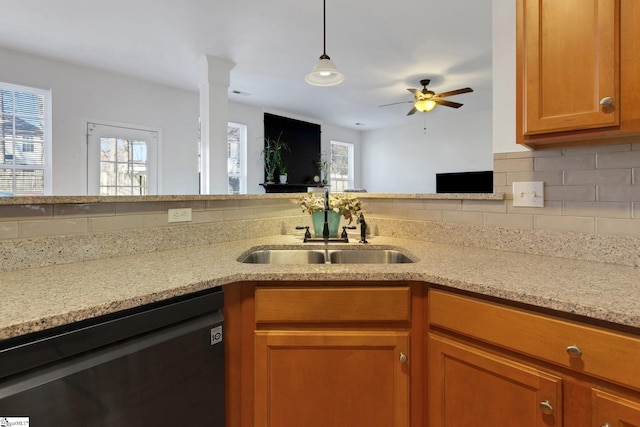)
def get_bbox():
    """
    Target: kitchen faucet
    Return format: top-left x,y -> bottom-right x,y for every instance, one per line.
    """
295,187 -> 356,243
322,187 -> 330,240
